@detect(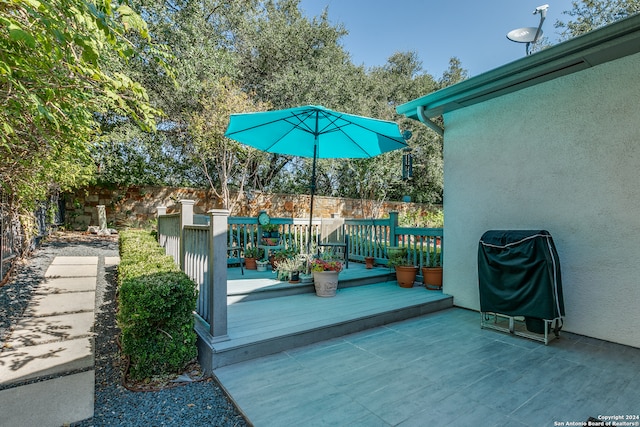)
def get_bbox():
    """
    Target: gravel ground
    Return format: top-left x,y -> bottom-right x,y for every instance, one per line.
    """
0,232 -> 249,427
